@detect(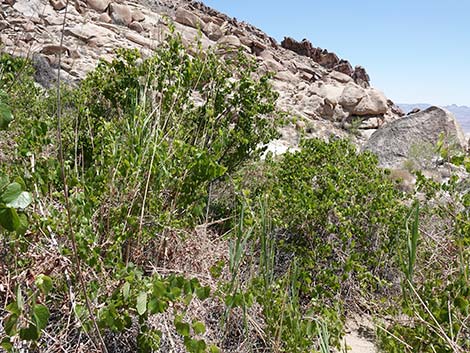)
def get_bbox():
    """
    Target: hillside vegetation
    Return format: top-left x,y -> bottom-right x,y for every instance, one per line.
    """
1,35 -> 469,353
